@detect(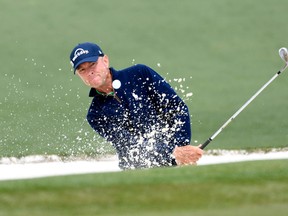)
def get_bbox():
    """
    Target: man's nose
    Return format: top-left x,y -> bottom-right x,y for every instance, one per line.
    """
88,67 -> 94,75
